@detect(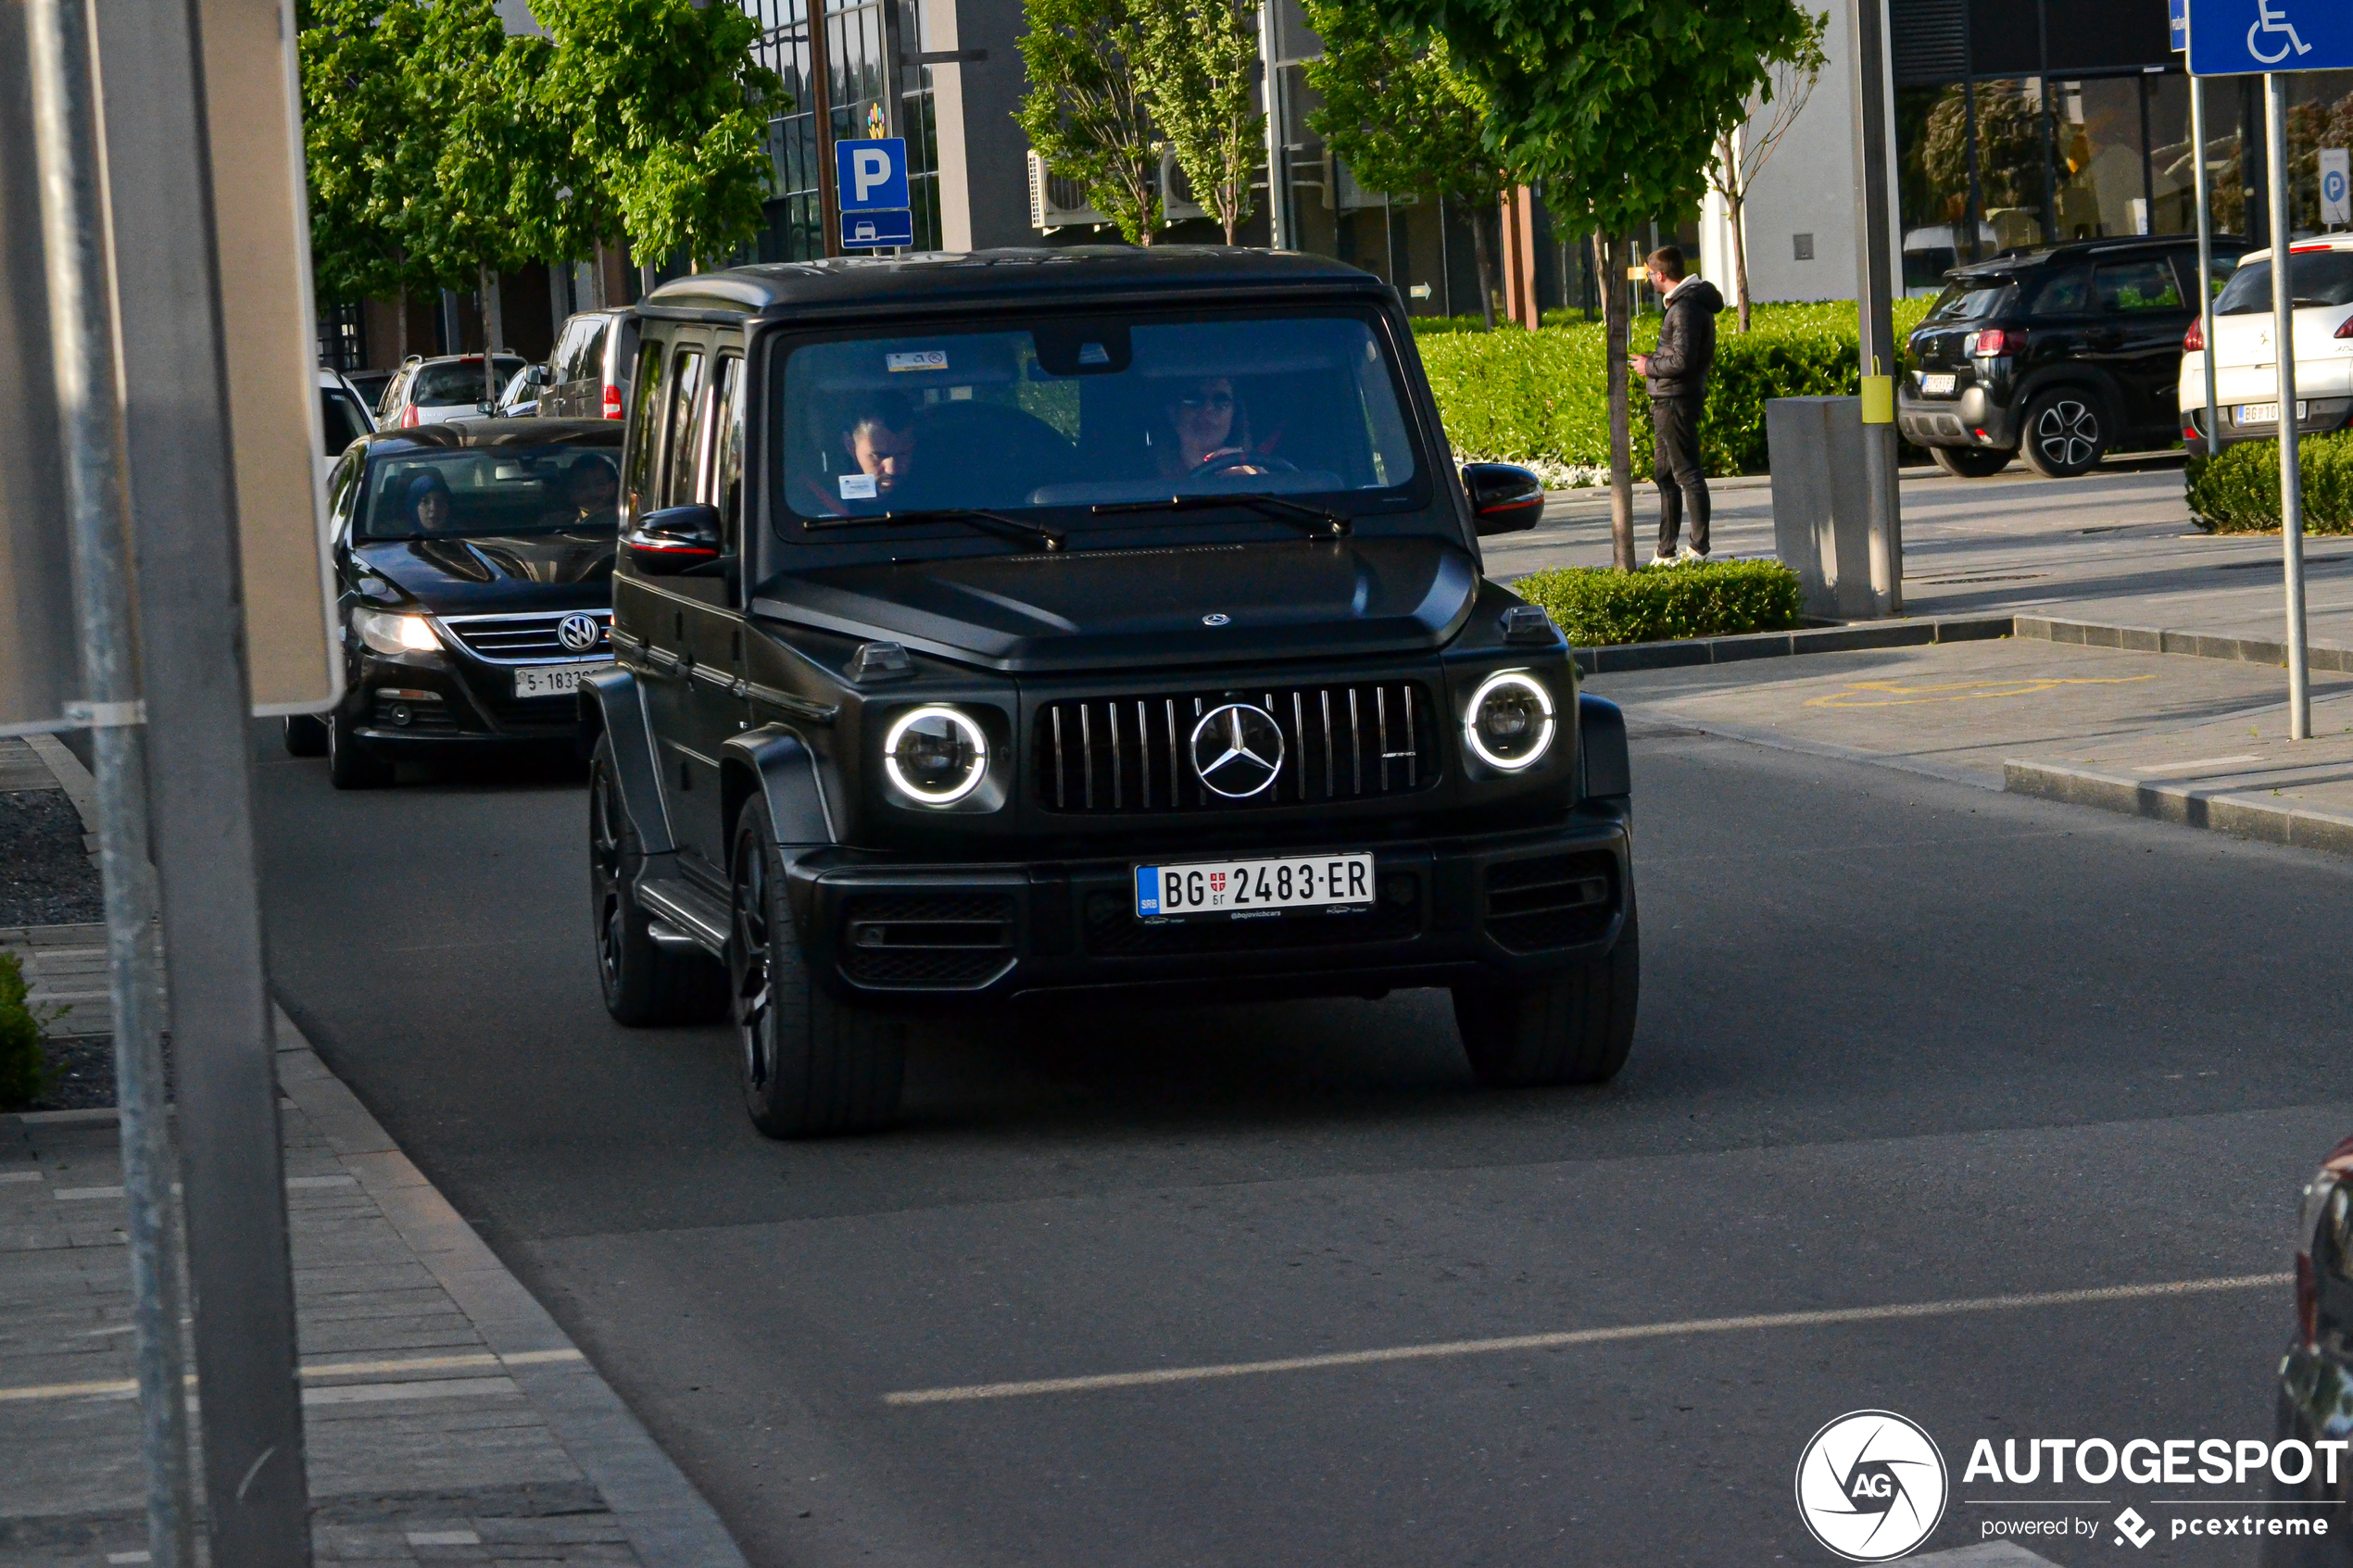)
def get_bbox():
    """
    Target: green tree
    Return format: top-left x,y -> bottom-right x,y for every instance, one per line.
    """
1372,0 -> 1809,567
530,0 -> 782,273
1133,0 -> 1261,244
1015,0 -> 1164,245
1302,0 -> 1510,326
1705,6 -> 1827,333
